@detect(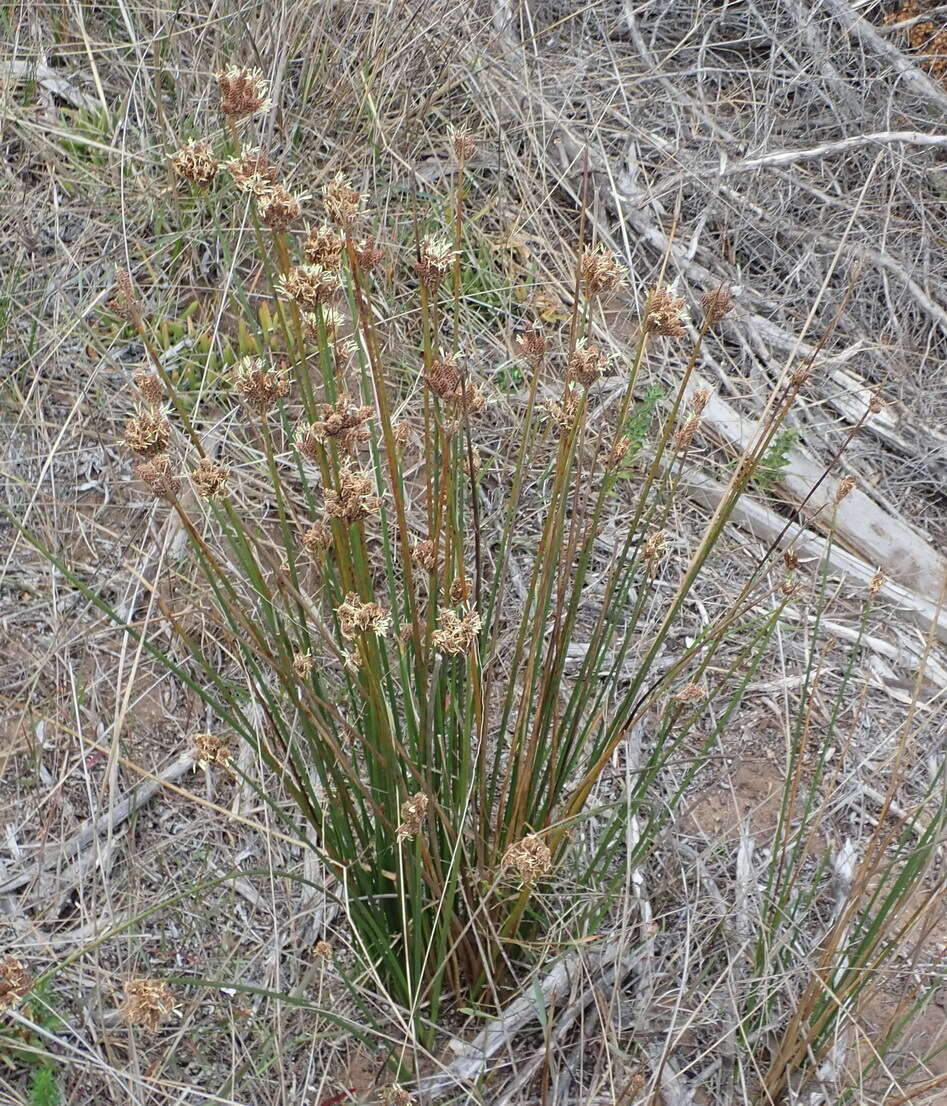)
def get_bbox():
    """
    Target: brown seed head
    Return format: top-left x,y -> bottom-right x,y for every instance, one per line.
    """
566,343 -> 609,388
834,475 -> 857,505
544,392 -> 582,432
674,414 -> 701,452
0,958 -> 32,1011
324,466 -> 382,524
293,652 -> 314,679
313,940 -> 333,960
465,446 -> 482,480
783,549 -> 800,572
191,732 -> 231,771
191,457 -> 230,499
216,65 -> 271,121
233,356 -> 289,415
691,387 -> 711,416
503,834 -> 552,884
226,147 -> 279,194
352,237 -> 384,273
645,284 -> 689,337
298,396 -> 374,458
171,140 -> 219,187
868,569 -> 885,597
303,224 -> 344,269
257,185 -> 303,231
426,357 -> 461,399
323,175 -> 362,228
136,455 -> 180,500
133,371 -> 163,407
336,592 -> 391,640
119,979 -> 176,1032
604,434 -> 632,471
381,1086 -> 415,1106
449,126 -> 477,164
393,420 -> 414,449
432,606 -> 481,656
700,286 -> 733,325
515,324 -> 547,363
413,539 -> 438,573
396,792 -> 430,840
110,268 -> 139,323
790,365 -> 811,390
278,264 -> 340,310
642,529 -> 667,566
302,521 -> 332,556
449,577 -> 471,603
868,393 -> 884,414
416,236 -> 456,290
674,683 -> 707,704
580,246 -> 625,297
124,410 -> 170,458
